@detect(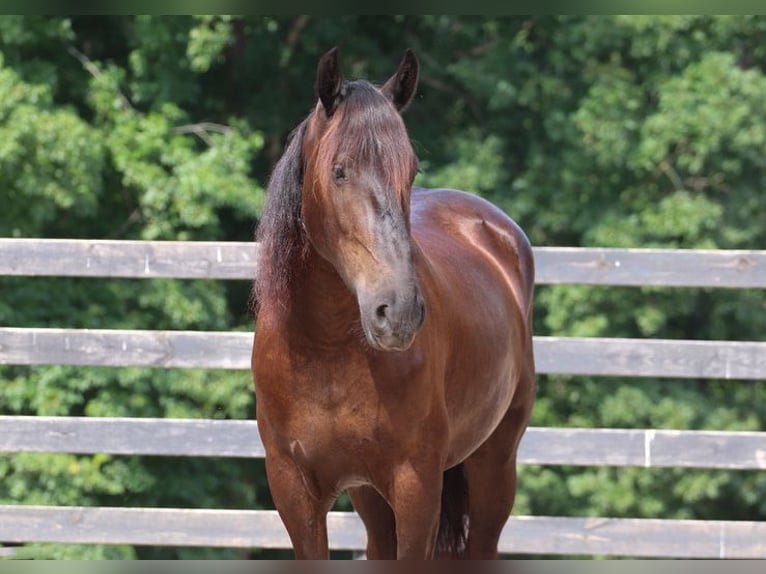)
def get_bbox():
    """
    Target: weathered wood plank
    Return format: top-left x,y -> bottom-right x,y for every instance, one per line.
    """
0,239 -> 257,280
1,239 -> 764,288
518,427 -> 766,469
499,515 -> 766,558
2,417 -> 764,470
0,506 -> 297,549
0,328 -> 253,370
0,416 -> 265,458
3,328 -> 765,380
1,505 -> 764,557
535,337 -> 766,380
533,247 -> 766,288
